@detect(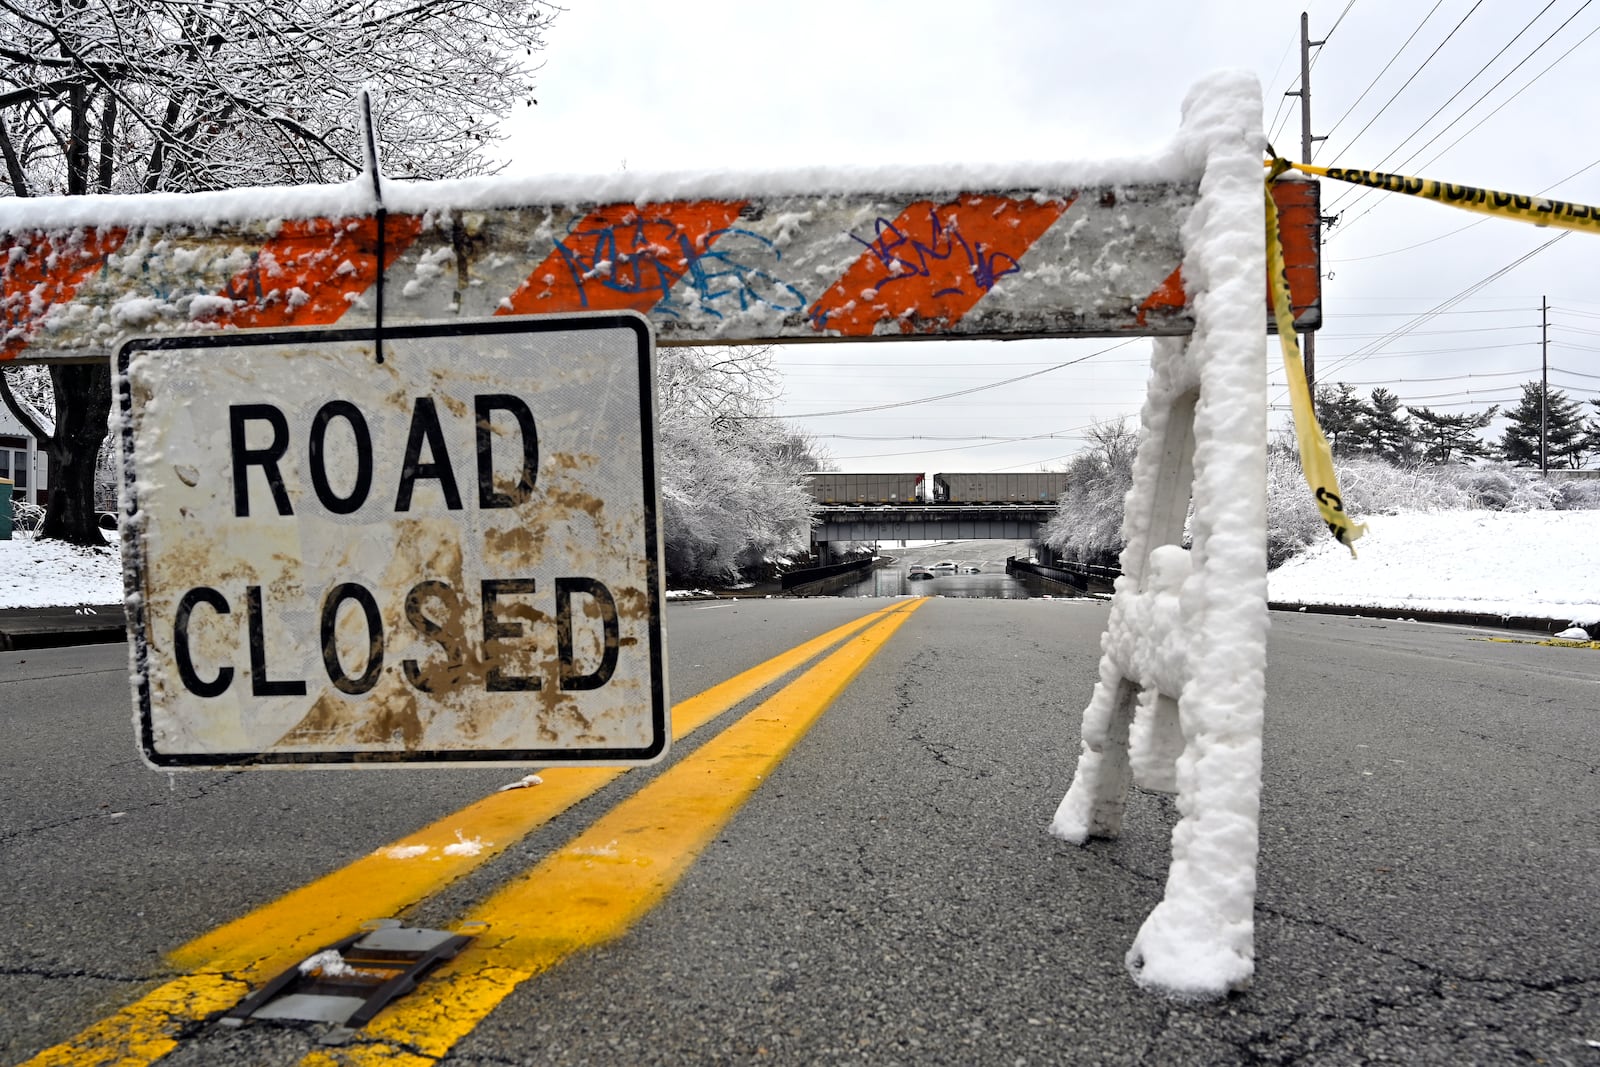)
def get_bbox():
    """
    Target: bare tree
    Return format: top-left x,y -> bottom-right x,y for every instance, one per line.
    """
0,0 -> 556,543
